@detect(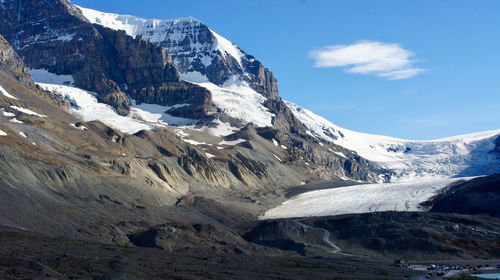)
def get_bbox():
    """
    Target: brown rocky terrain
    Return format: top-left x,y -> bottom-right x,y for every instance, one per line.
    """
245,212 -> 500,260
0,225 -> 421,280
